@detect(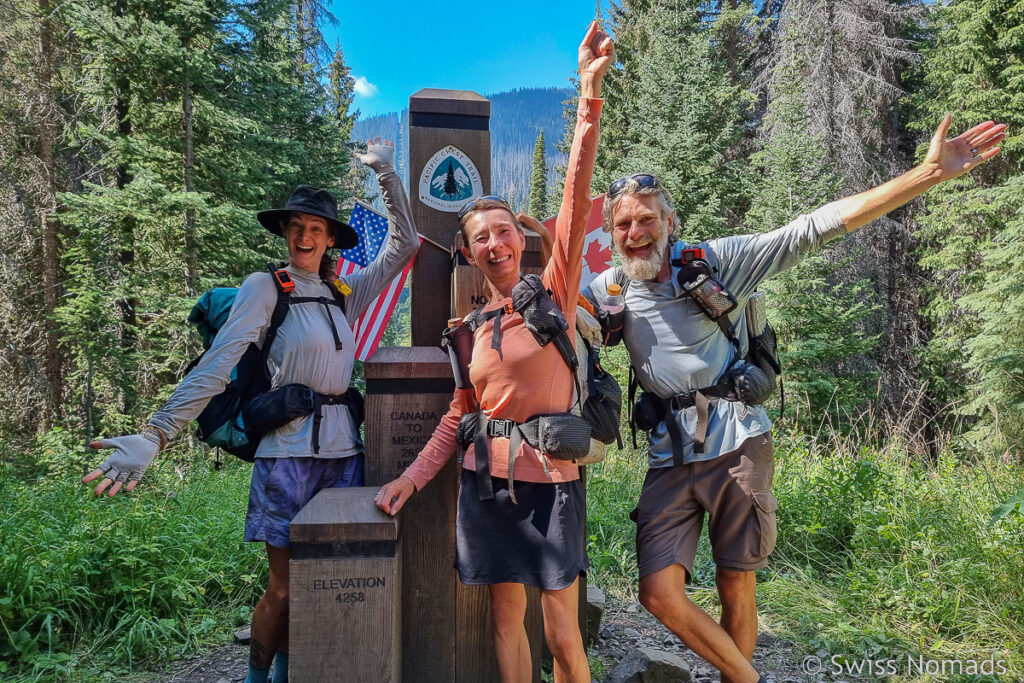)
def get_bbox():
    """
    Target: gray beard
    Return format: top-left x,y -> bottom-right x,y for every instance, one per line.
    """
617,232 -> 668,281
